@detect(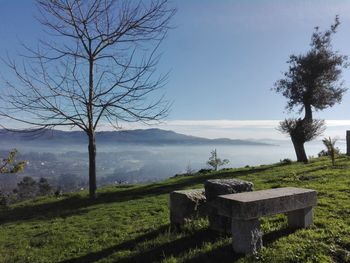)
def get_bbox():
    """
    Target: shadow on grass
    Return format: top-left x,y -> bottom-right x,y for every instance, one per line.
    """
183,244 -> 238,263
59,225 -> 171,263
0,165 -> 278,224
59,225 -> 297,263
185,226 -> 297,263
263,226 -> 297,246
60,226 -> 232,263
